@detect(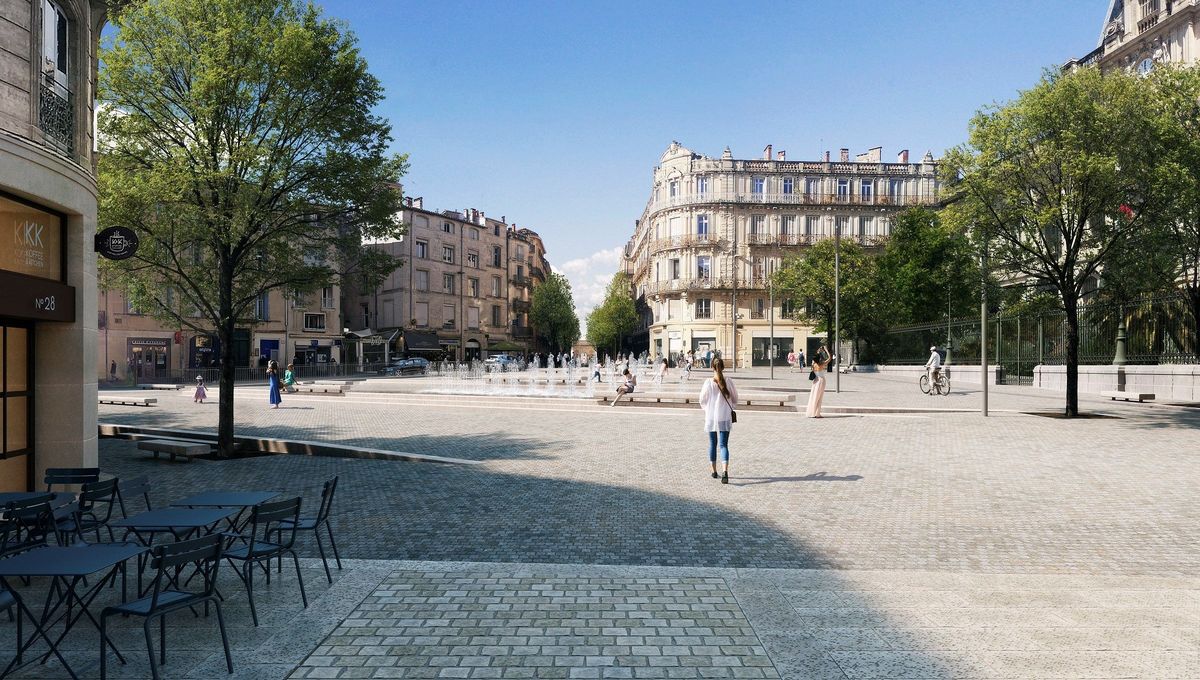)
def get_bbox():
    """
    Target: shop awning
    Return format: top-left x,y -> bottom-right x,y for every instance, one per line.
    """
487,340 -> 525,351
403,330 -> 441,351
